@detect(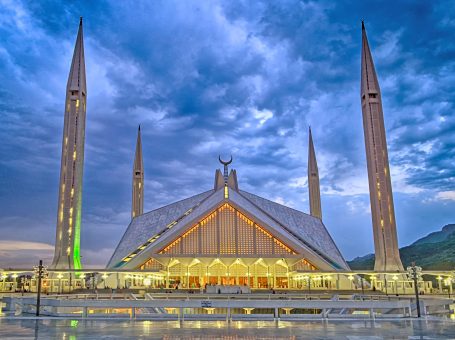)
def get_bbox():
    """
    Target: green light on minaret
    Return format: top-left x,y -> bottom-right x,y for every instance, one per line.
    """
73,192 -> 82,270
